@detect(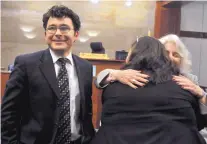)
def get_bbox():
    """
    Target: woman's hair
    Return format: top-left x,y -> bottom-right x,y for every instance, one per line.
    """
159,34 -> 192,74
123,36 -> 180,84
